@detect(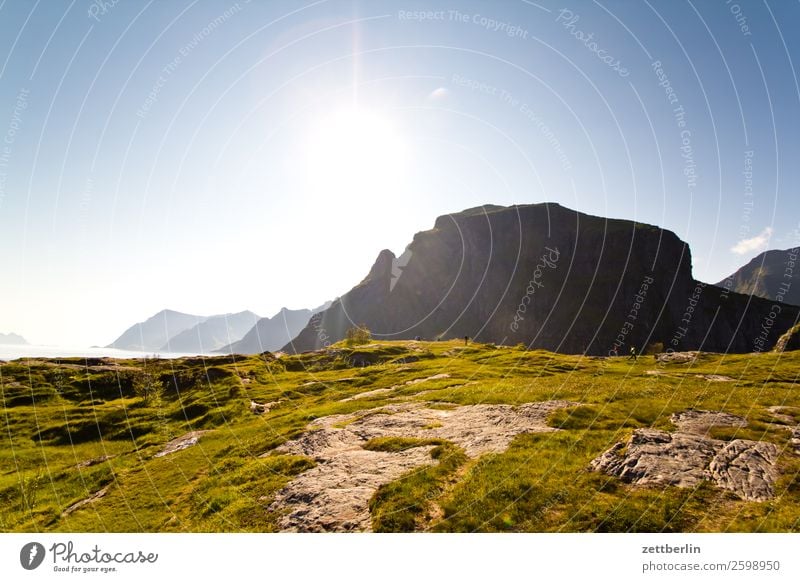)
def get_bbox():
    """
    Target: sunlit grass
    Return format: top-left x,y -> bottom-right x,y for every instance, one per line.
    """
1,340 -> 799,532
